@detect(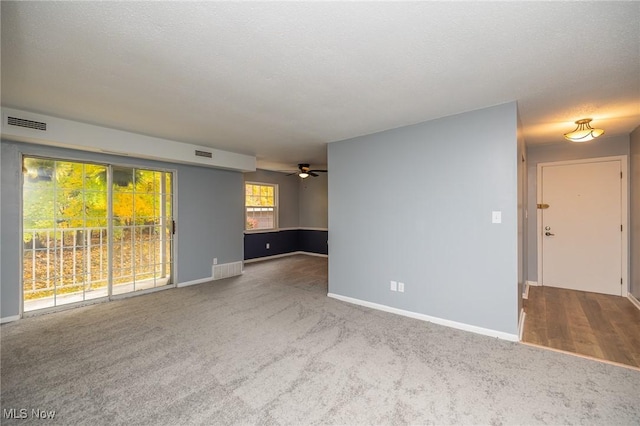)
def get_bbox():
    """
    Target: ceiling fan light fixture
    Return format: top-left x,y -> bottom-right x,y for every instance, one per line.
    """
287,163 -> 325,178
563,118 -> 604,142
